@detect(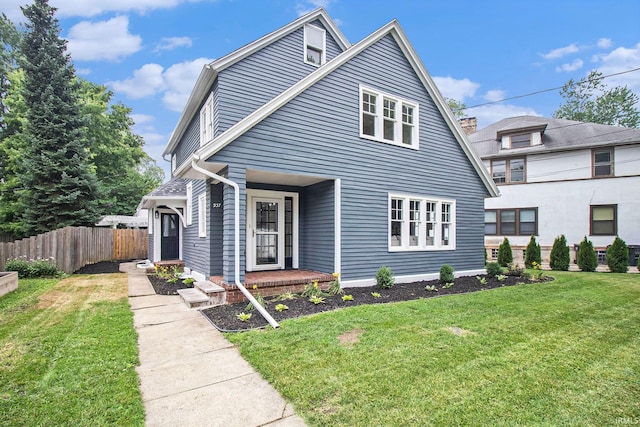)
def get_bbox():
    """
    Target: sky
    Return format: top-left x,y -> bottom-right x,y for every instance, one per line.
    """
2,0 -> 640,180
